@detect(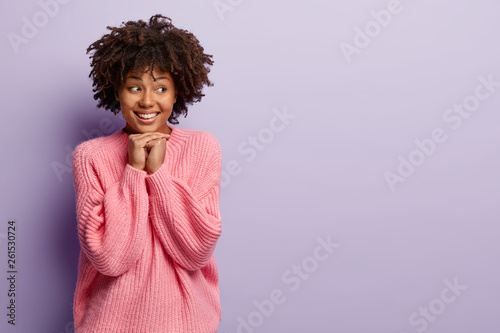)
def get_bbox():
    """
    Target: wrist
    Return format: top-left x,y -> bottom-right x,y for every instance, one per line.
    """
129,162 -> 145,171
147,166 -> 160,175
